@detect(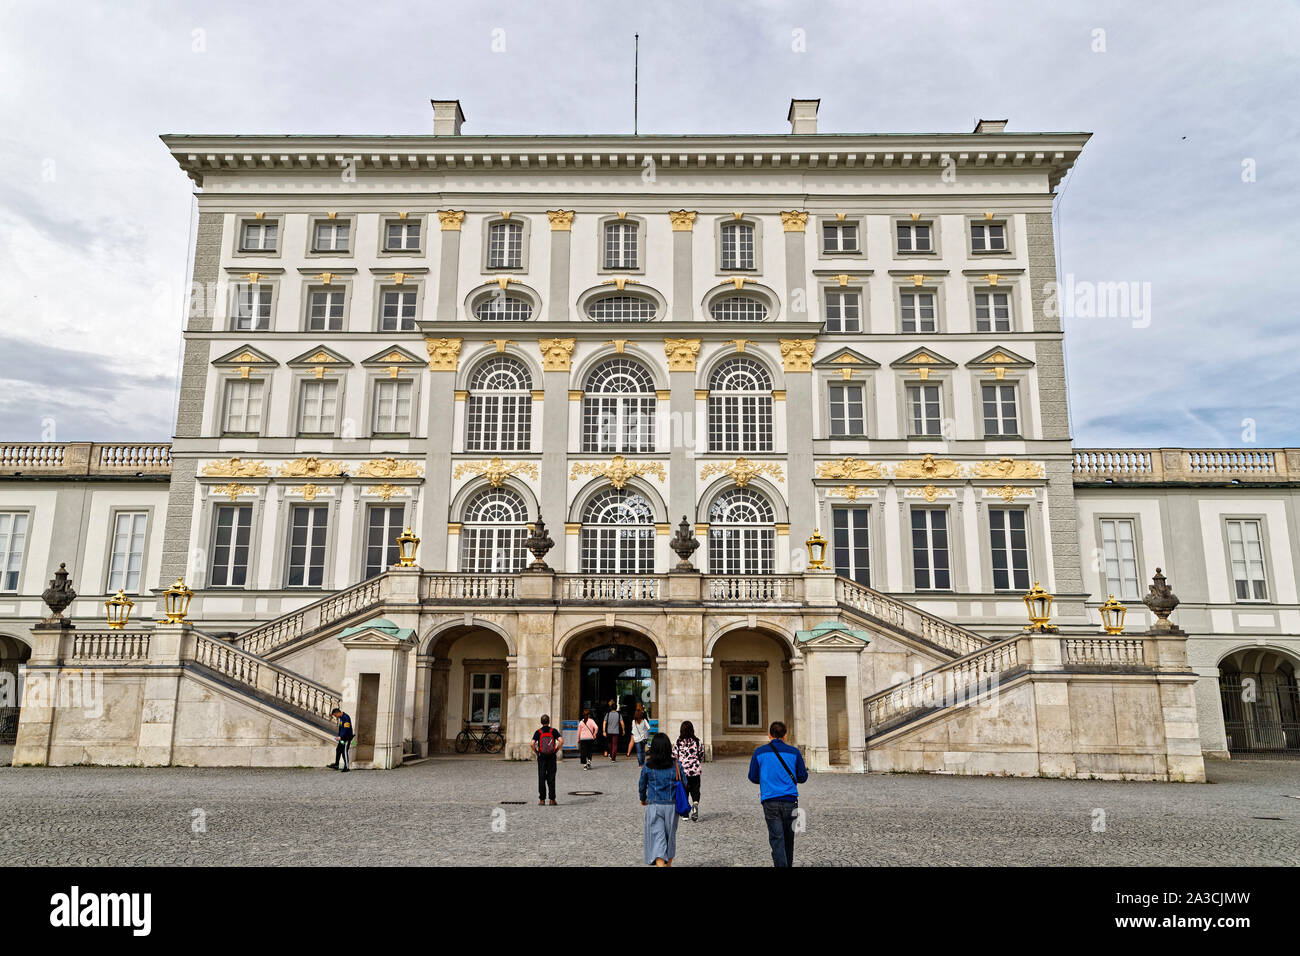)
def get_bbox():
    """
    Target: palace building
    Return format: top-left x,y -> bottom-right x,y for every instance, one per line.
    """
2,99 -> 1296,777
